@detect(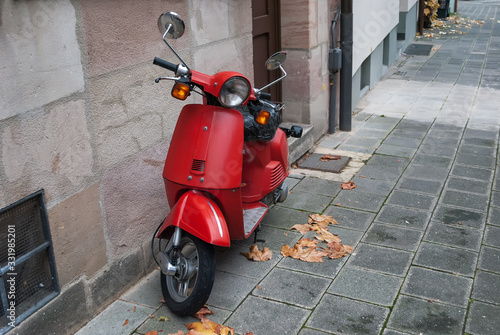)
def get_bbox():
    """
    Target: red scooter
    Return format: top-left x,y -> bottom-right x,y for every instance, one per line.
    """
151,12 -> 302,316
